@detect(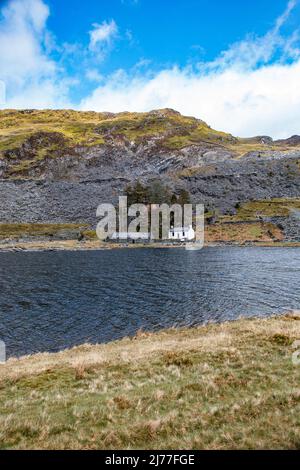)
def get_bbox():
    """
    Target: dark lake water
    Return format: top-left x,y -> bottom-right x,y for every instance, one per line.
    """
0,247 -> 299,358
